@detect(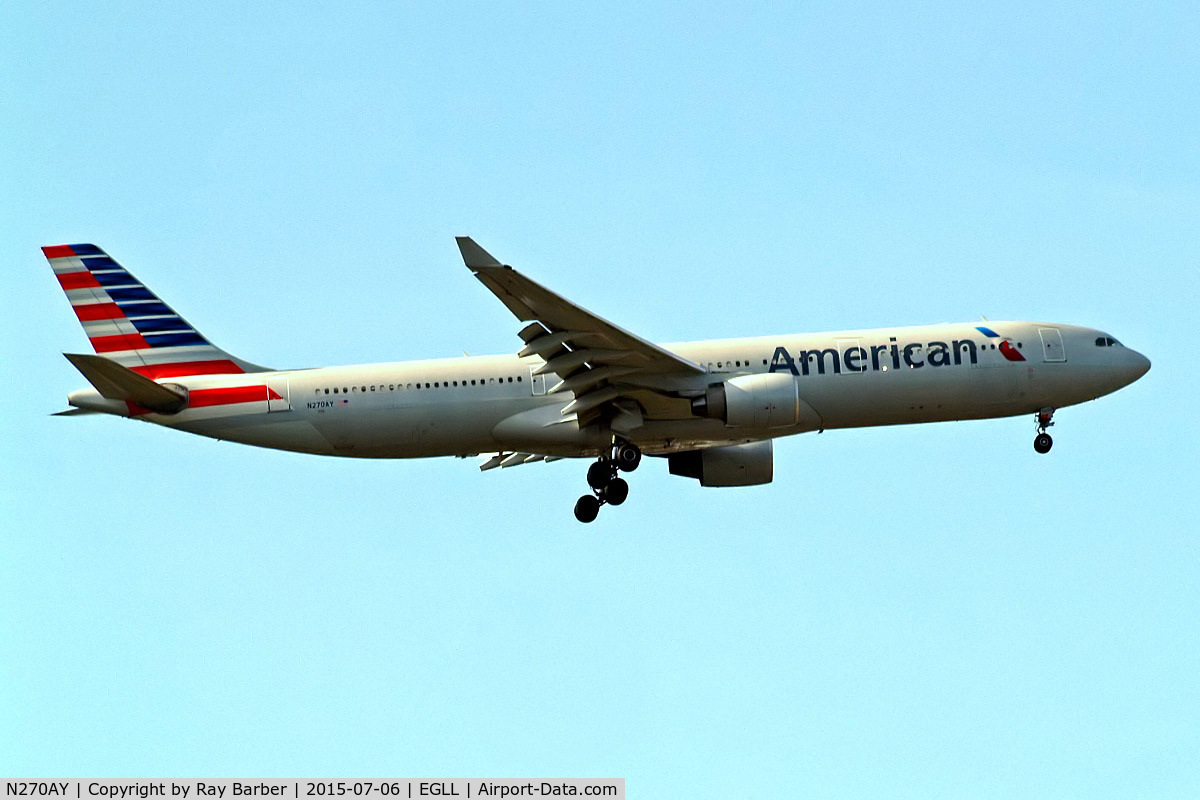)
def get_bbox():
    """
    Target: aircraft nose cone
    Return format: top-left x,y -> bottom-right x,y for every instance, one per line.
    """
1126,349 -> 1151,383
